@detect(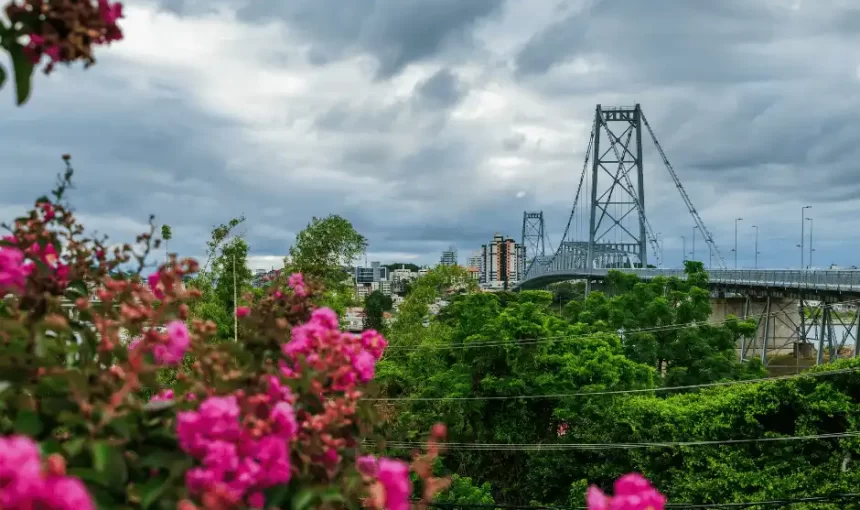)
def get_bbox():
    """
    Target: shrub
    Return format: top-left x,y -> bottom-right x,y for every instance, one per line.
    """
0,160 -> 451,509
